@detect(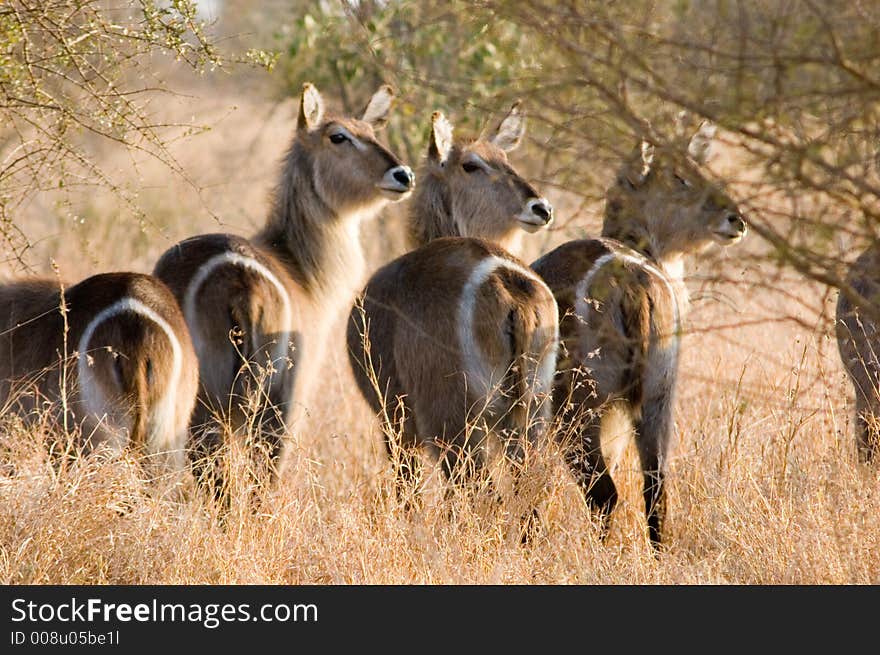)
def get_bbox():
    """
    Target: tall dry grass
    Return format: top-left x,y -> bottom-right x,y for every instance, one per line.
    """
0,81 -> 877,585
